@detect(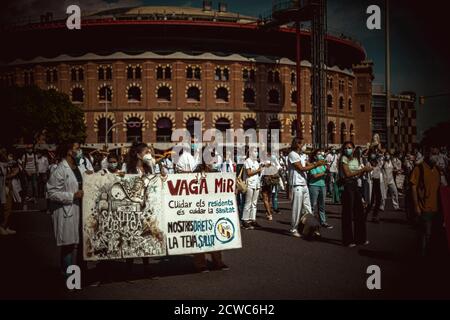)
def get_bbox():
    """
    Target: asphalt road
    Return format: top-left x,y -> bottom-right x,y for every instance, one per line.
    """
1,195 -> 449,300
